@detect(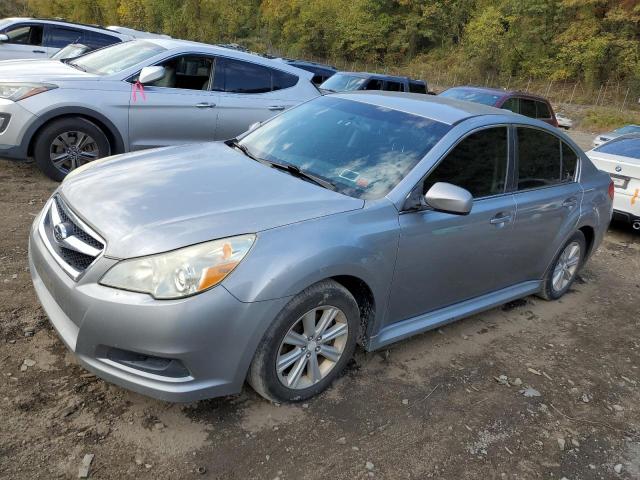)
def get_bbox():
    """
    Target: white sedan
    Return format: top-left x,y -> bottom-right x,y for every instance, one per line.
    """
586,134 -> 640,230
